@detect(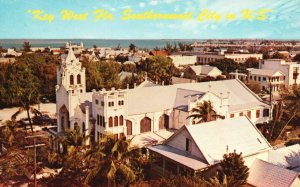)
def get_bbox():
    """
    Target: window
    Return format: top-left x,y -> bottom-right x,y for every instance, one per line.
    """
82,122 -> 85,134
114,116 -> 118,127
99,116 -> 103,126
119,115 -> 123,126
239,112 -> 243,116
95,99 -> 99,105
101,101 -> 104,106
70,75 -> 74,85
120,133 -> 125,140
114,134 -> 118,140
230,113 -> 234,118
263,77 -> 266,81
77,74 -> 81,84
247,111 -> 251,119
258,77 -> 261,81
74,122 -> 79,129
97,114 -> 99,125
102,117 -> 105,127
118,100 -> 124,106
256,110 -> 260,118
109,117 -> 113,127
263,109 -> 269,117
108,101 -> 114,107
185,138 -> 191,152
250,76 -> 252,80
97,132 -> 100,141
